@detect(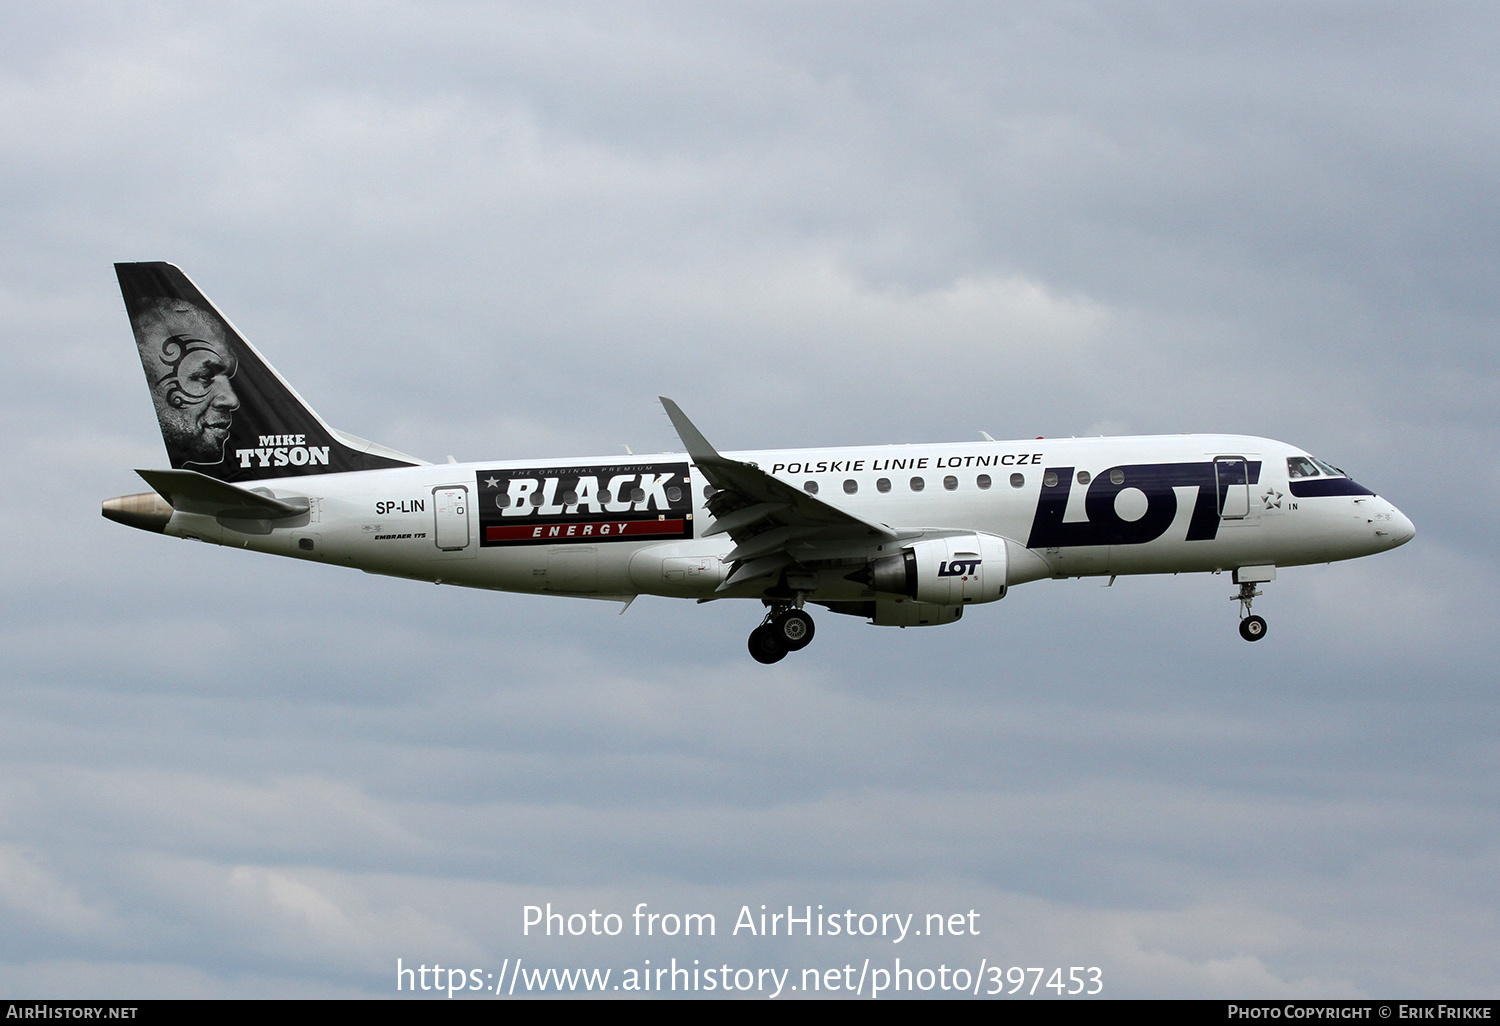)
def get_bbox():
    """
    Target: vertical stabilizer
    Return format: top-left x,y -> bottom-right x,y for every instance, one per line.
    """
116,262 -> 423,482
